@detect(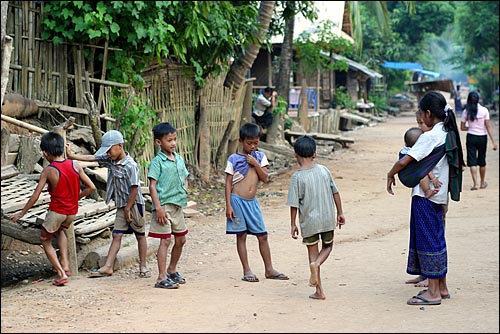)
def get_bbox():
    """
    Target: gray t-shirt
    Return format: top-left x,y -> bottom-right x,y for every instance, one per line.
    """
287,164 -> 338,238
